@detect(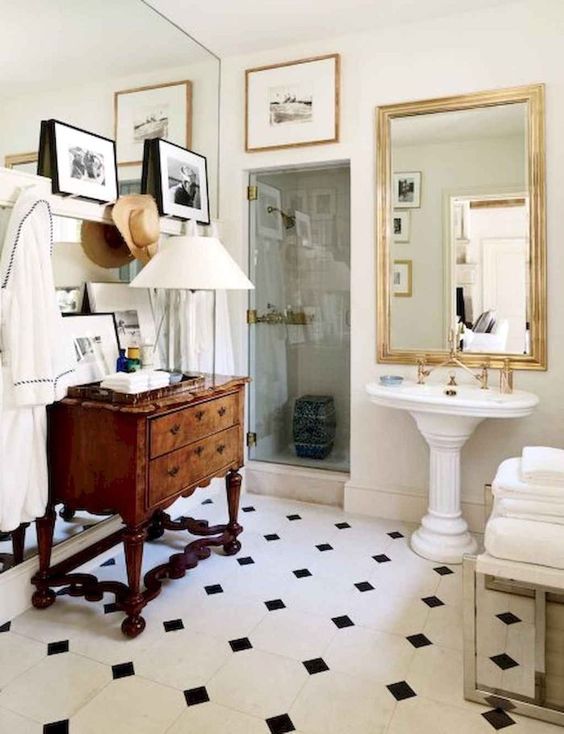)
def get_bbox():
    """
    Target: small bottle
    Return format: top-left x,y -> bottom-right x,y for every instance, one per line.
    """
126,346 -> 141,372
116,349 -> 128,373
